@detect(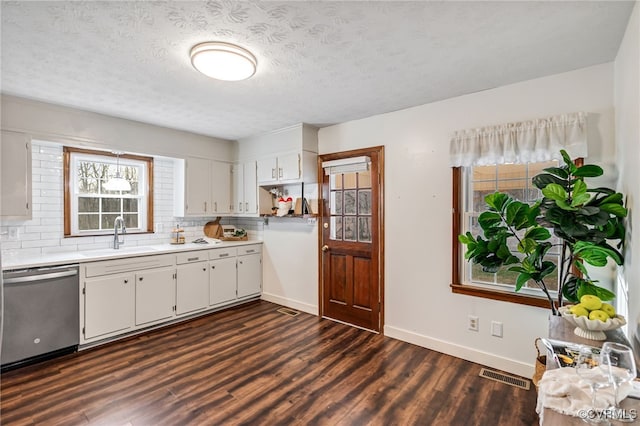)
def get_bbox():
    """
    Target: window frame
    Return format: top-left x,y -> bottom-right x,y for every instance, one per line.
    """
63,146 -> 154,237
451,158 -> 583,309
